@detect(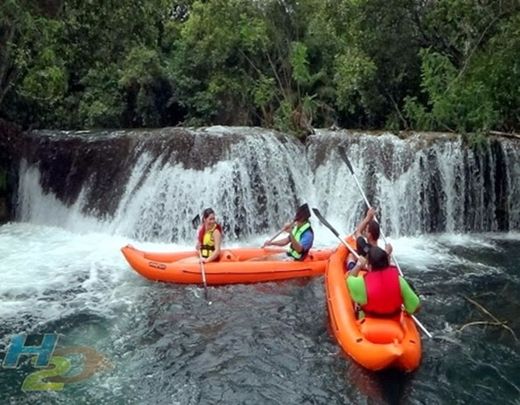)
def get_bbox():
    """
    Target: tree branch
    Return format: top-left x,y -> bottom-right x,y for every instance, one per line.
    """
460,295 -> 518,342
